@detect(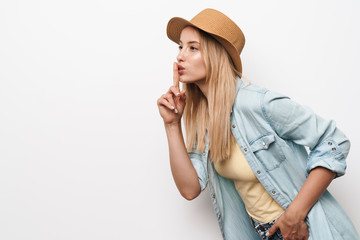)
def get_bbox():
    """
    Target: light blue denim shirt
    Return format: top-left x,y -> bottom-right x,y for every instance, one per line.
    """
188,77 -> 359,239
